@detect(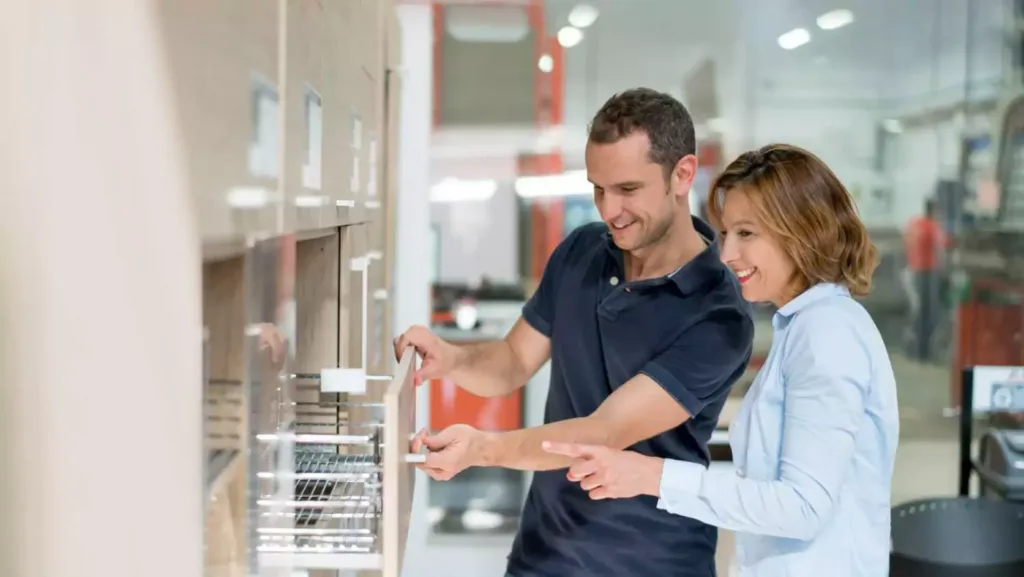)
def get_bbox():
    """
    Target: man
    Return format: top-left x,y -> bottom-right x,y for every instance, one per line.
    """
395,88 -> 754,577
902,197 -> 947,361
